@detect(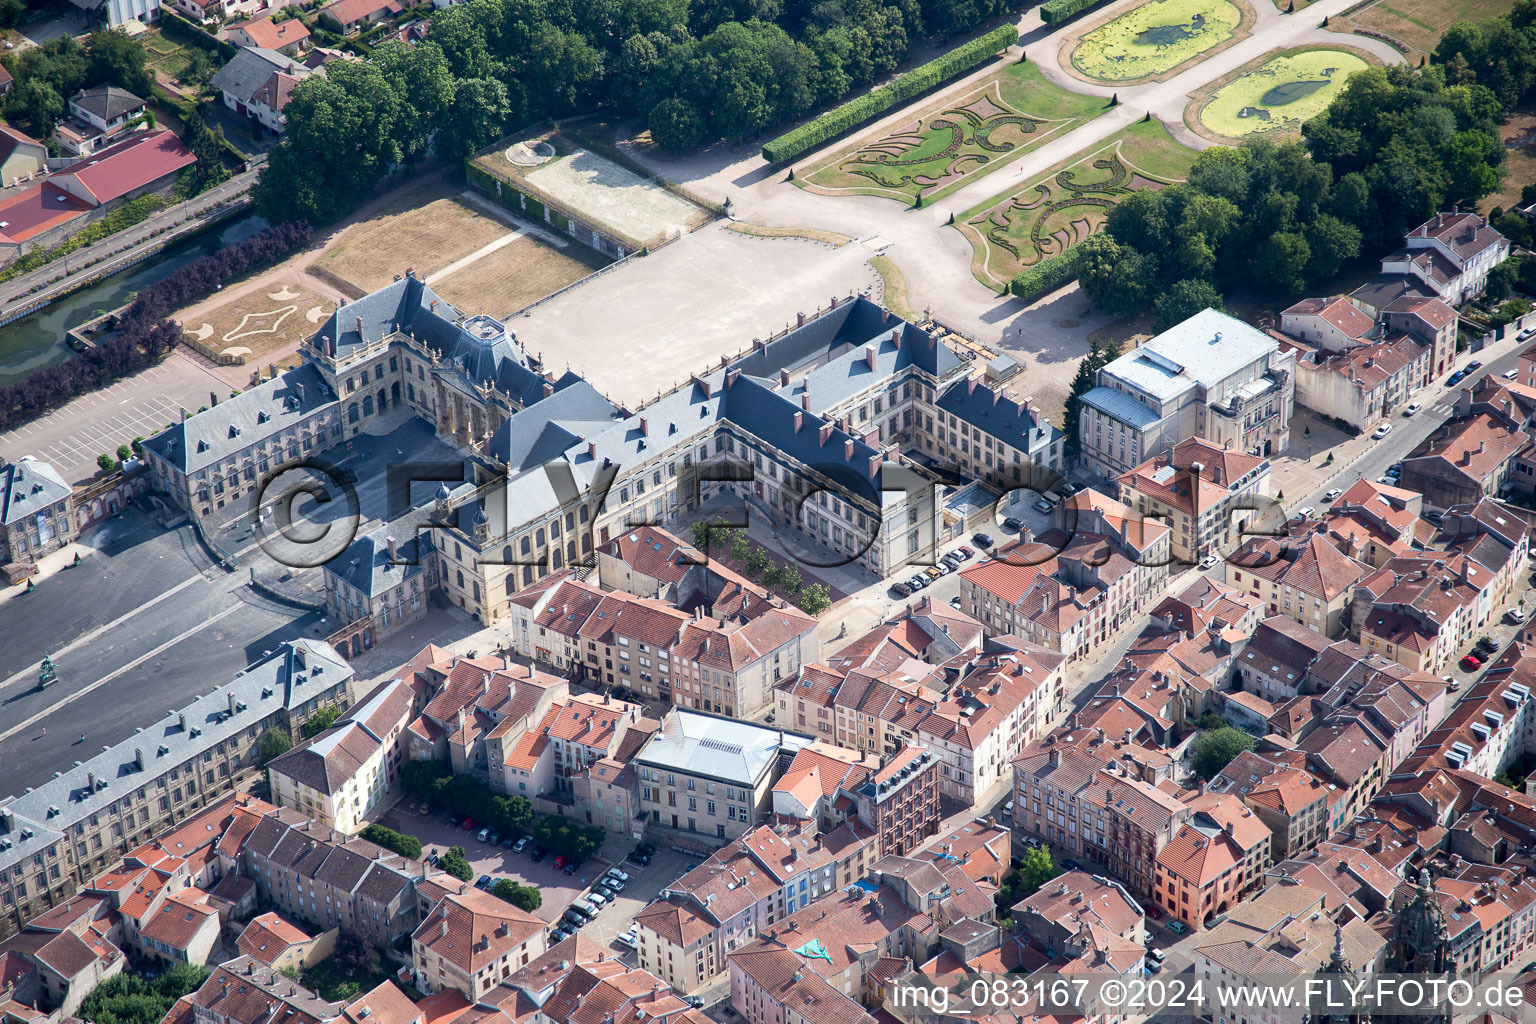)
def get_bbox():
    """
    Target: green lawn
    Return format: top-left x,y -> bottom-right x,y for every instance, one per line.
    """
1071,0 -> 1243,82
802,62 -> 1107,204
1199,49 -> 1370,139
955,118 -> 1199,288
